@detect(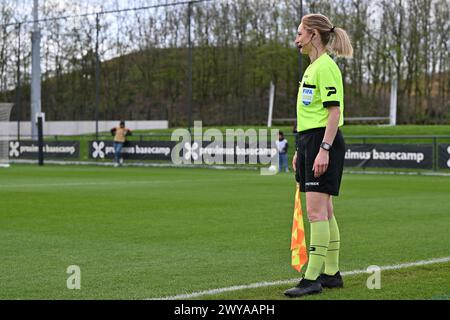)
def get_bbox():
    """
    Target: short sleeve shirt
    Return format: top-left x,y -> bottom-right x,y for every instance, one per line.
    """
296,53 -> 344,132
276,139 -> 288,154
